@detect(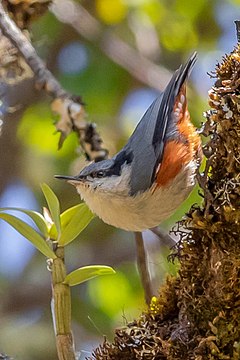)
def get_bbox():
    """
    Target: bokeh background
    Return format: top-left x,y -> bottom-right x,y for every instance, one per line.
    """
0,0 -> 239,358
